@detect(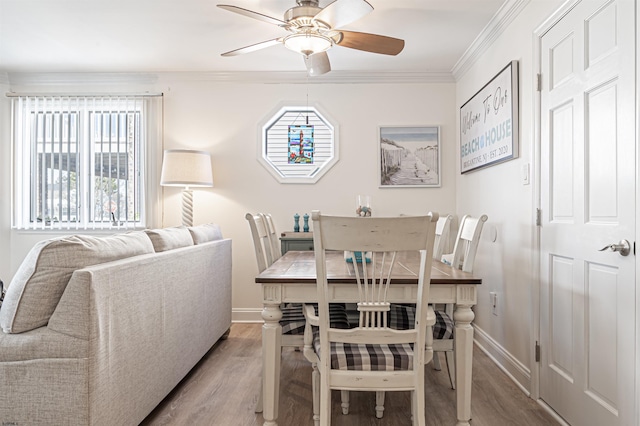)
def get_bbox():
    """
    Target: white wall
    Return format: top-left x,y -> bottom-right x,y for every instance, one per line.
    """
455,0 -> 563,391
0,77 -> 10,286
1,75 -> 457,320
